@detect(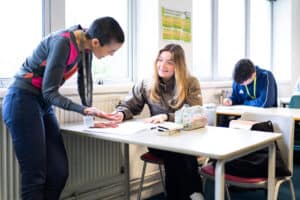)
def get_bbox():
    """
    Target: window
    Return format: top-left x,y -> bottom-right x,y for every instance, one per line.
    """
192,0 -> 212,79
217,0 -> 245,79
0,0 -> 42,78
0,0 -> 289,84
65,0 -> 129,83
249,0 -> 271,70
192,0 -> 273,81
135,1 -> 160,80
